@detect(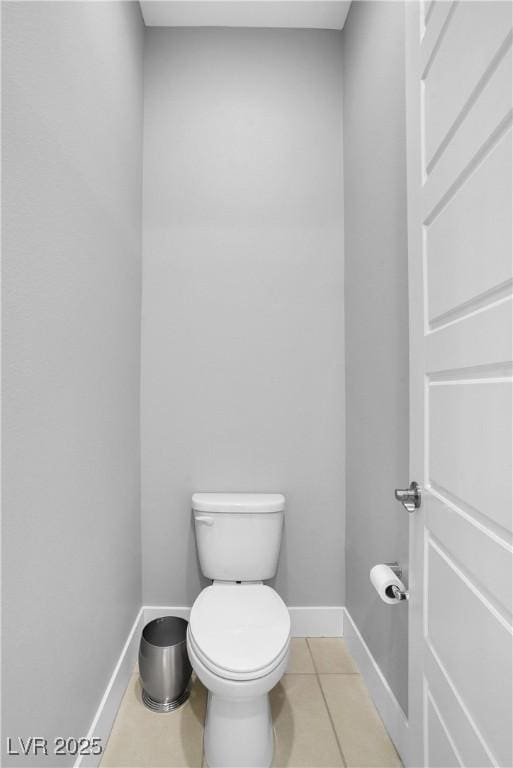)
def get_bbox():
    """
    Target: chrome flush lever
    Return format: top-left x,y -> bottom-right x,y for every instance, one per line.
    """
195,515 -> 214,526
394,481 -> 421,513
